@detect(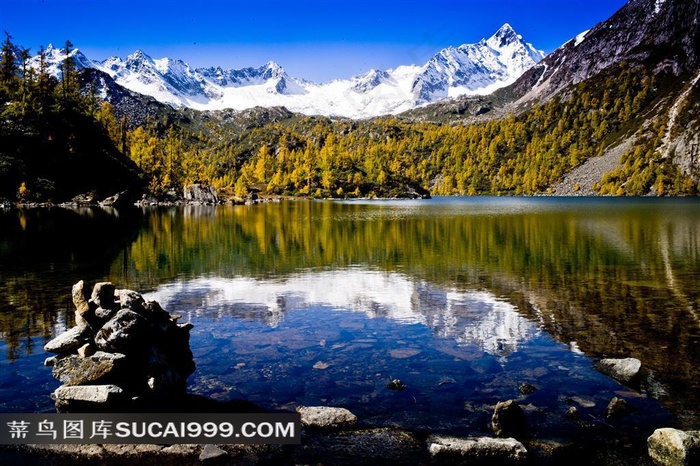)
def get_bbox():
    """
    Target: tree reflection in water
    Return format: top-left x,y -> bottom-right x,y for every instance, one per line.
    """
0,198 -> 698,428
